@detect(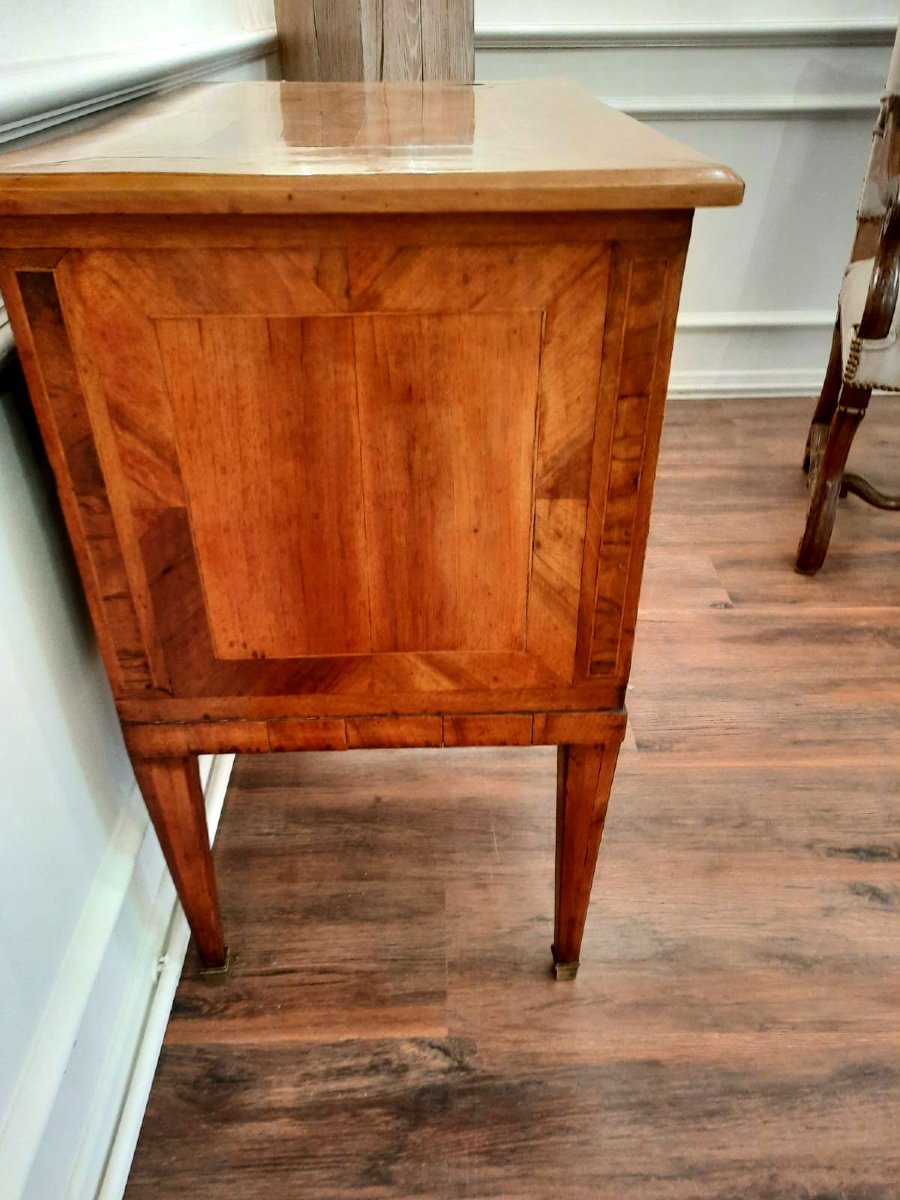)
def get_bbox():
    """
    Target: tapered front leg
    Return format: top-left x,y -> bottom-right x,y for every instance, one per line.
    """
133,756 -> 228,971
553,740 -> 622,980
